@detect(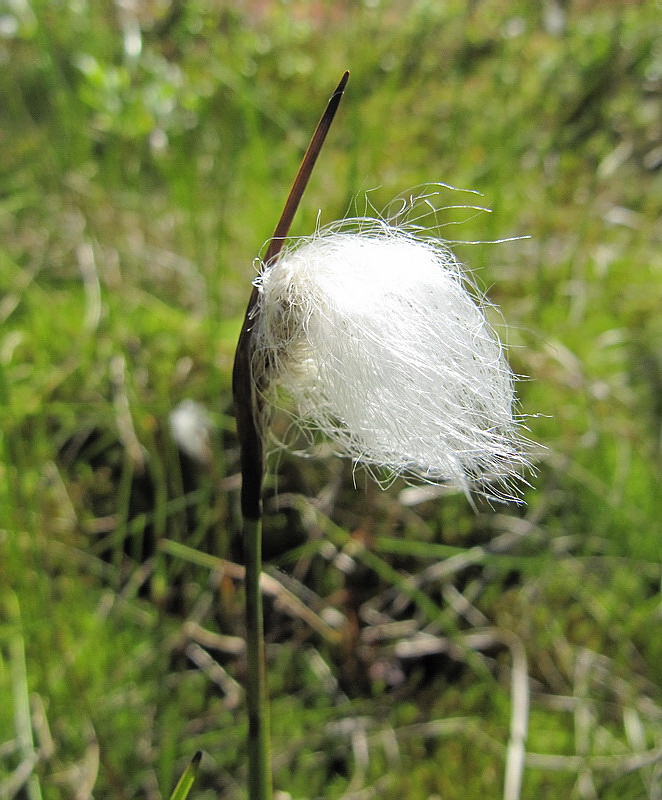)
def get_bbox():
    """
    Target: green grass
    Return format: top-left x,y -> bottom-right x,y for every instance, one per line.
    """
2,1 -> 662,798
